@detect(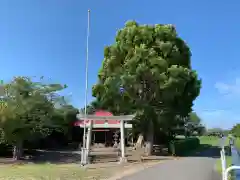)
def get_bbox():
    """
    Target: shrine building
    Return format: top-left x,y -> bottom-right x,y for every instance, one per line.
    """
74,110 -> 132,147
